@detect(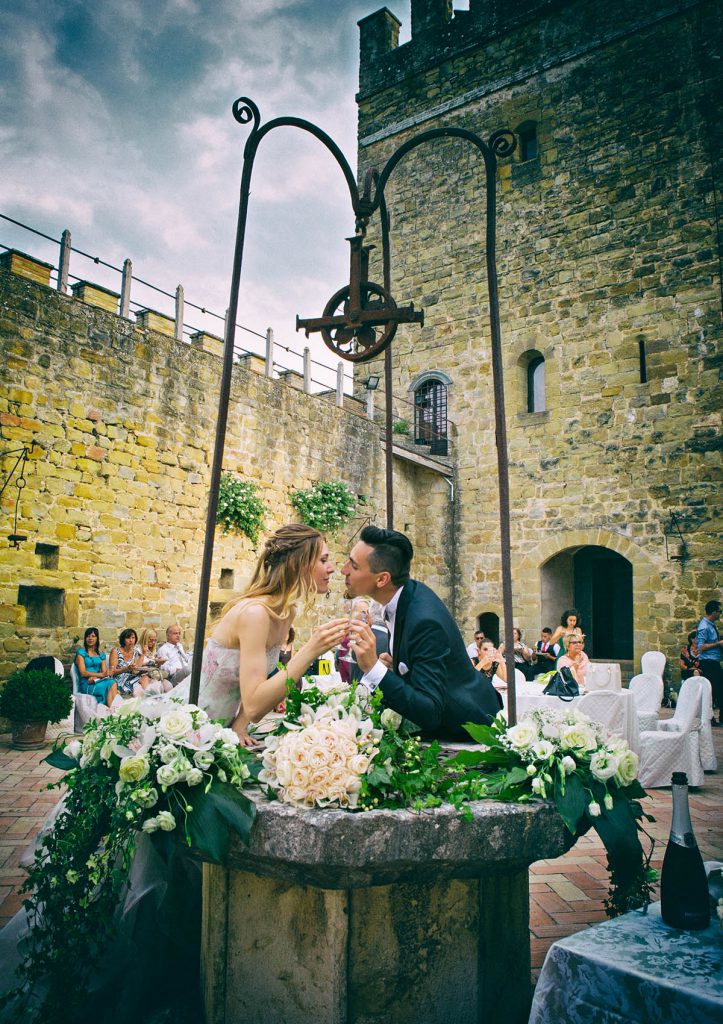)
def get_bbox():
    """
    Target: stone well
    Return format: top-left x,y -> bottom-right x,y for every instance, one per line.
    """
201,796 -> 570,1024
